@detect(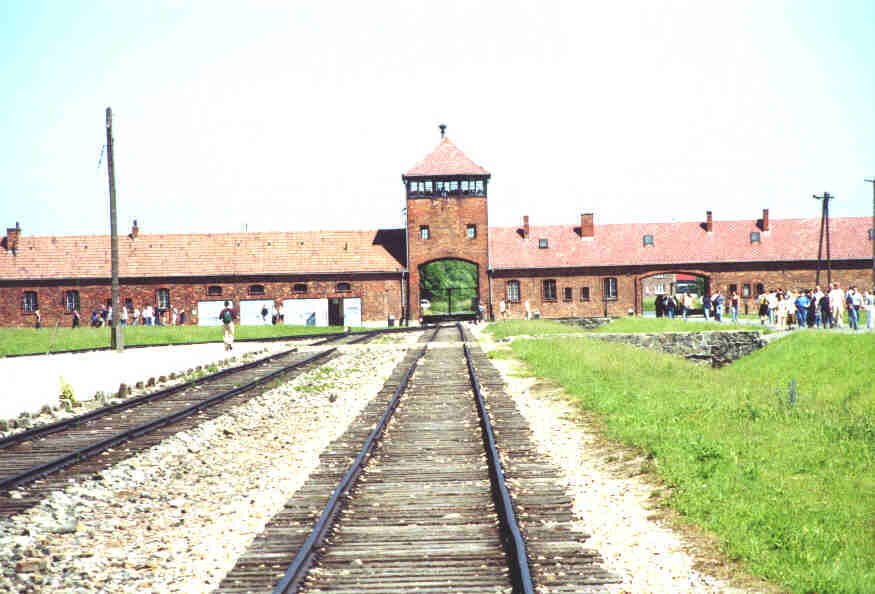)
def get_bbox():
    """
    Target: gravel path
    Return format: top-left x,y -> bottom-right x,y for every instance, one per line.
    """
0,334 -> 419,593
